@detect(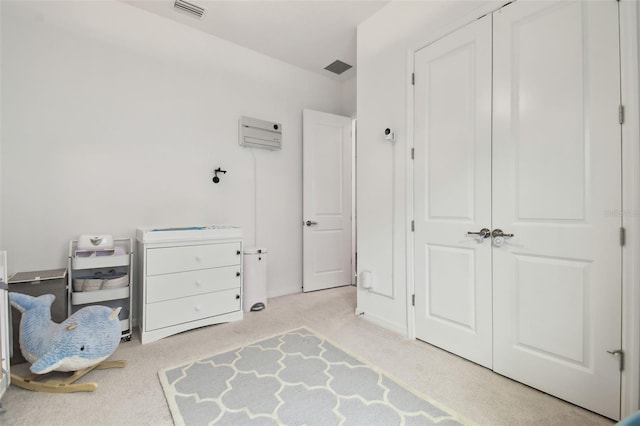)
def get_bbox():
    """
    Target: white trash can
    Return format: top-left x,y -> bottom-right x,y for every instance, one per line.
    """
243,248 -> 267,312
